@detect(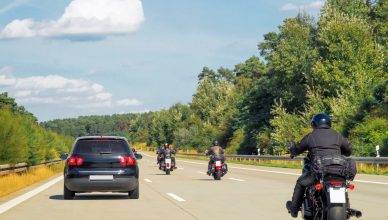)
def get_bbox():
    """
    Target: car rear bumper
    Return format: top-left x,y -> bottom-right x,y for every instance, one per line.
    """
65,176 -> 138,192
64,168 -> 138,192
